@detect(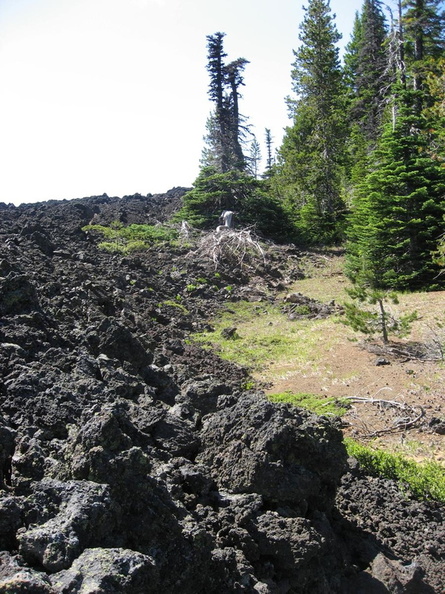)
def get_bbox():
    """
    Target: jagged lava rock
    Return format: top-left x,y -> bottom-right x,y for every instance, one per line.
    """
0,192 -> 443,593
